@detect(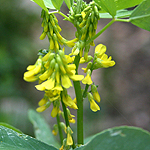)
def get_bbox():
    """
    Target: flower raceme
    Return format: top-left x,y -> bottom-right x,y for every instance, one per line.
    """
23,49 -> 83,116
